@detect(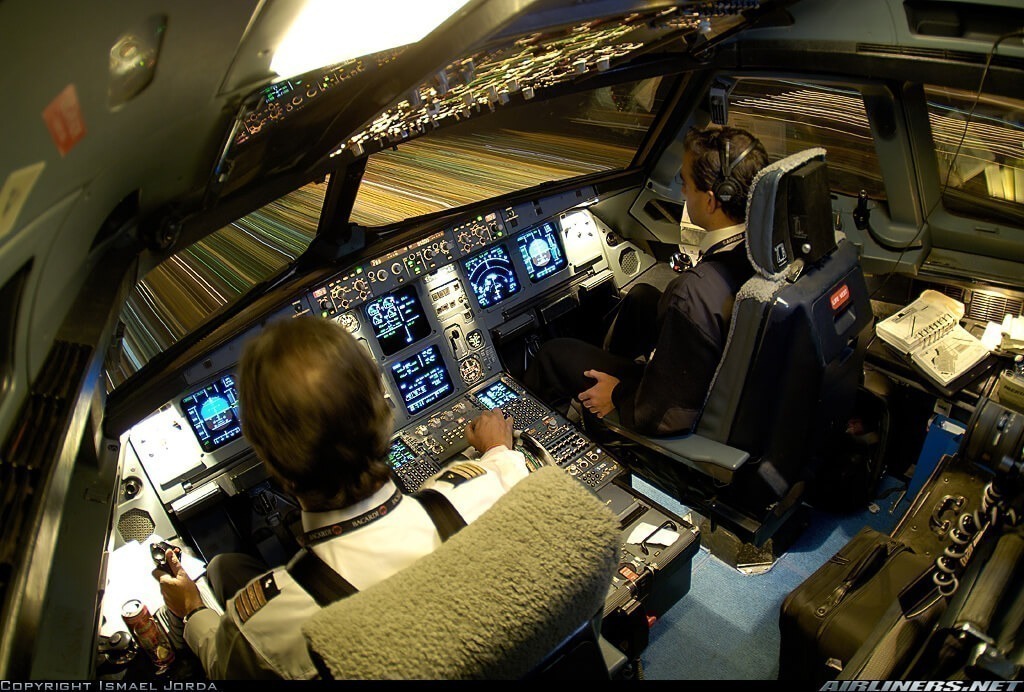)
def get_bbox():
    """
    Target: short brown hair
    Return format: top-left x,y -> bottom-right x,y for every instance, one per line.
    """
239,317 -> 393,510
684,126 -> 769,222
